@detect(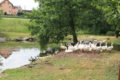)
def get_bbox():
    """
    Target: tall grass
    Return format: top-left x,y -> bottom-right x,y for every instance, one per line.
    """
0,52 -> 119,80
0,18 -> 29,33
0,18 -> 30,39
